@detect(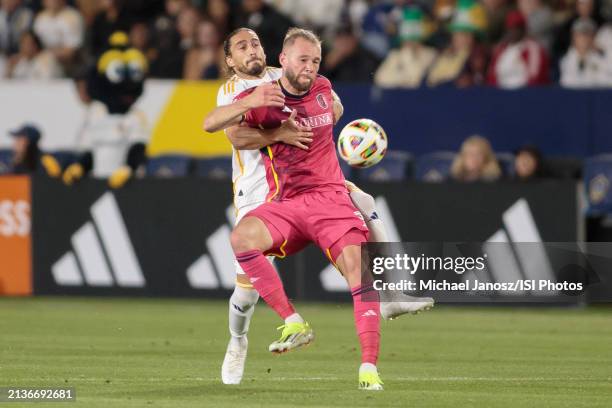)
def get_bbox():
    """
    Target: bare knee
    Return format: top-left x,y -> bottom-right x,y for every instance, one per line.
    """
230,216 -> 272,253
336,245 -> 363,288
